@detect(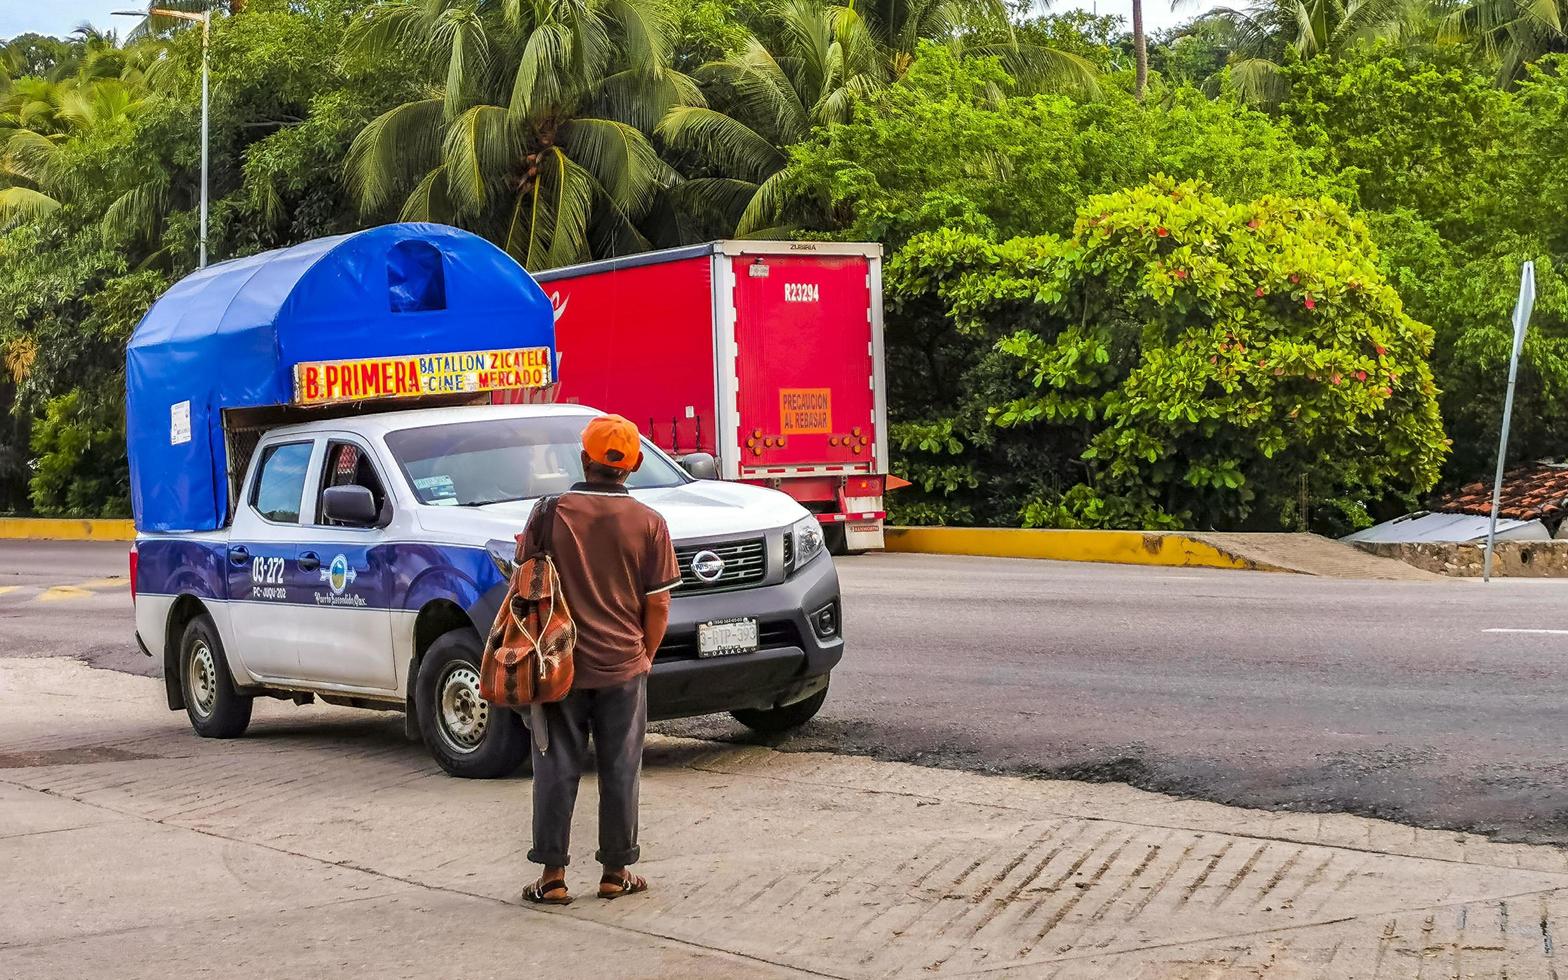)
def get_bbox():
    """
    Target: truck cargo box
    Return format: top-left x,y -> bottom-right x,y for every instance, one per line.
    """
126,223 -> 556,532
530,241 -> 888,551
